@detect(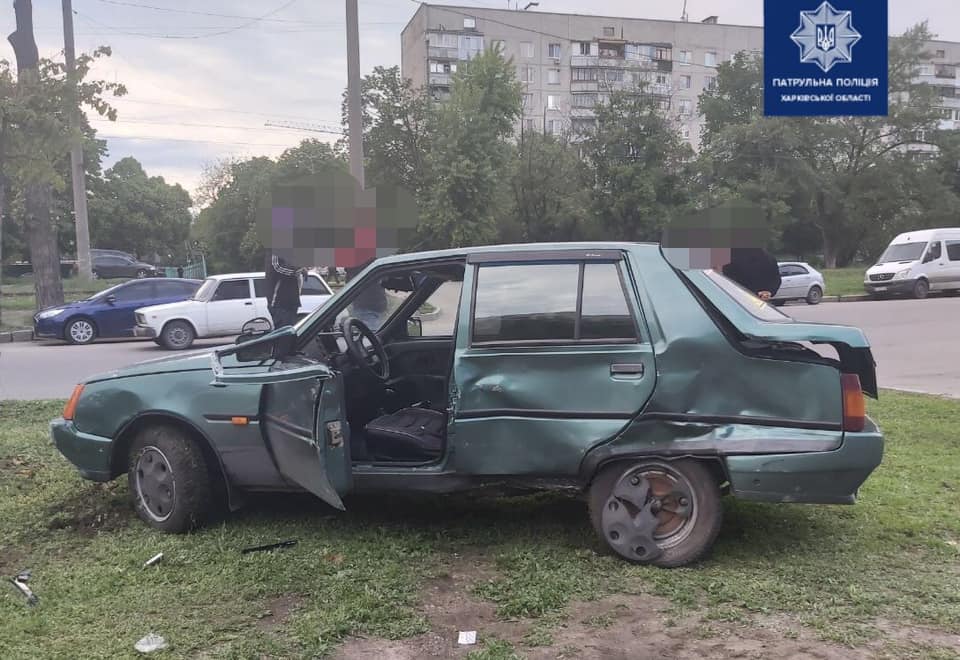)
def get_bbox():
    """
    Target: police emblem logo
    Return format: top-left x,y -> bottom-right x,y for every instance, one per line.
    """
791,1 -> 861,72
